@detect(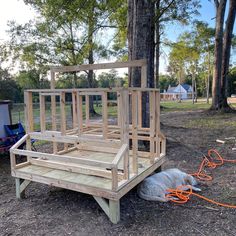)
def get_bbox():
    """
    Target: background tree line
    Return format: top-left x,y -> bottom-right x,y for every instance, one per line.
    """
0,0 -> 235,112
